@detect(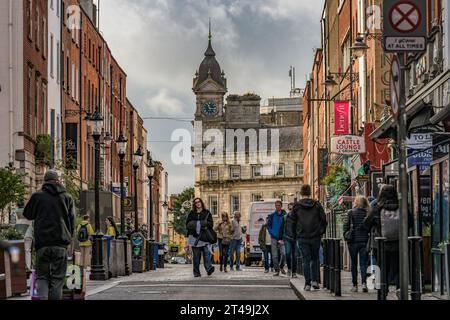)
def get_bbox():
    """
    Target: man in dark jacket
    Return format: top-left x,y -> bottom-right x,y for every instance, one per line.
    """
267,201 -> 287,276
24,170 -> 75,300
292,185 -> 327,291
